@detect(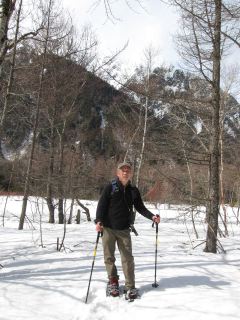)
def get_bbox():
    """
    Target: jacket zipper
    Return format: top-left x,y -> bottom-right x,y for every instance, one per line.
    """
124,186 -> 131,213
